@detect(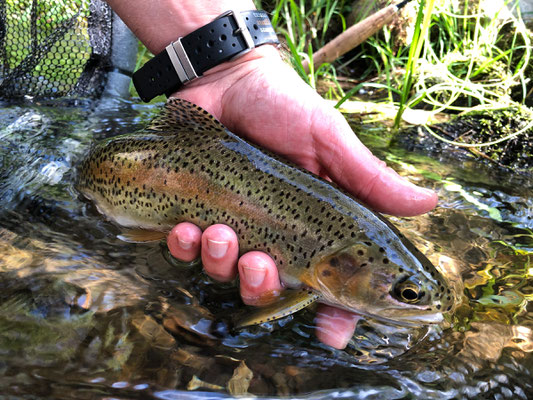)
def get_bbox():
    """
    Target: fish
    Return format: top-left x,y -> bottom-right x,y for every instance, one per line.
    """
76,98 -> 455,327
